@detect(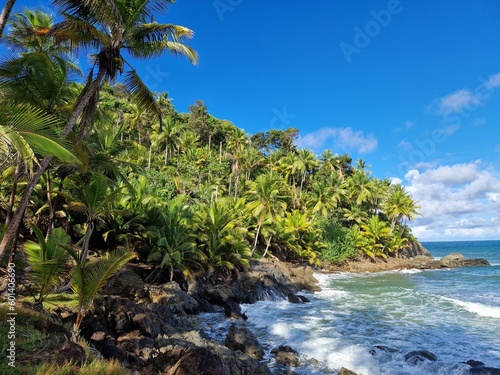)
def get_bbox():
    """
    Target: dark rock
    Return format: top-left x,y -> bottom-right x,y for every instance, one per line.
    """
271,345 -> 300,367
339,367 -> 358,375
399,241 -> 432,258
464,360 -> 486,367
105,267 -> 145,297
287,293 -> 310,303
441,253 -> 490,268
225,324 -> 264,360
370,345 -> 398,355
224,302 -> 248,320
55,339 -> 86,365
133,313 -> 162,338
147,282 -> 199,314
468,367 -> 500,375
34,319 -> 71,336
404,350 -> 437,365
166,347 -> 230,375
